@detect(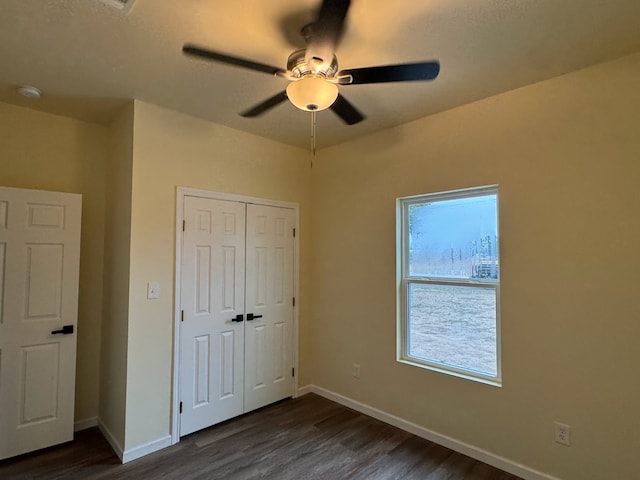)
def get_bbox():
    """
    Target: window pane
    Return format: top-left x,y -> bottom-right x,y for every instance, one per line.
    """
408,283 -> 497,376
408,194 -> 498,279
